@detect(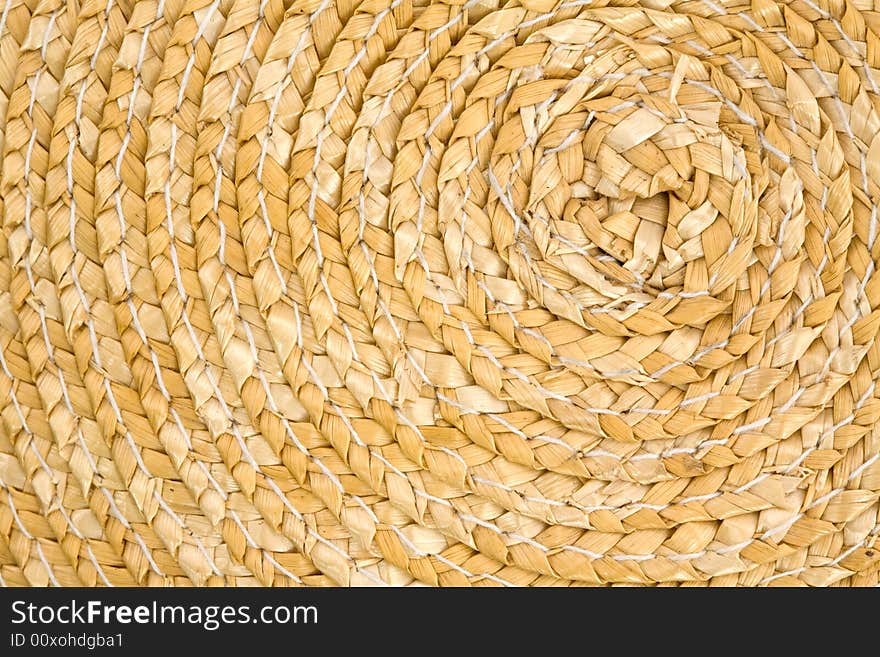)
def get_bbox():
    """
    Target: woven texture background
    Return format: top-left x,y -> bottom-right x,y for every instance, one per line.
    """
1,0 -> 880,587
